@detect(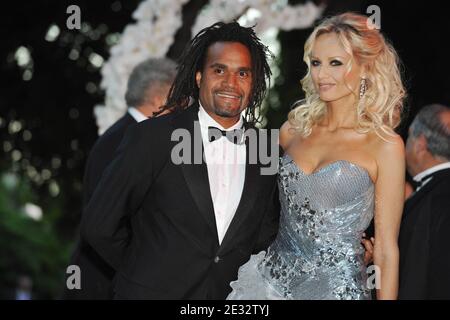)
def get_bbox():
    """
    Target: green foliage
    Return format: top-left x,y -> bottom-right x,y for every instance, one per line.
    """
0,172 -> 71,299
